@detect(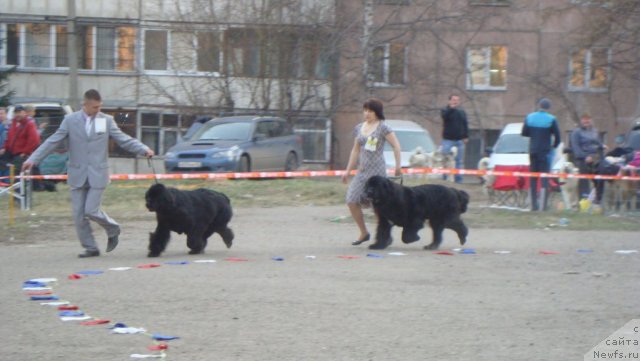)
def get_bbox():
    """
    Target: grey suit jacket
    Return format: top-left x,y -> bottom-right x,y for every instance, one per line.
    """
28,110 -> 150,188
